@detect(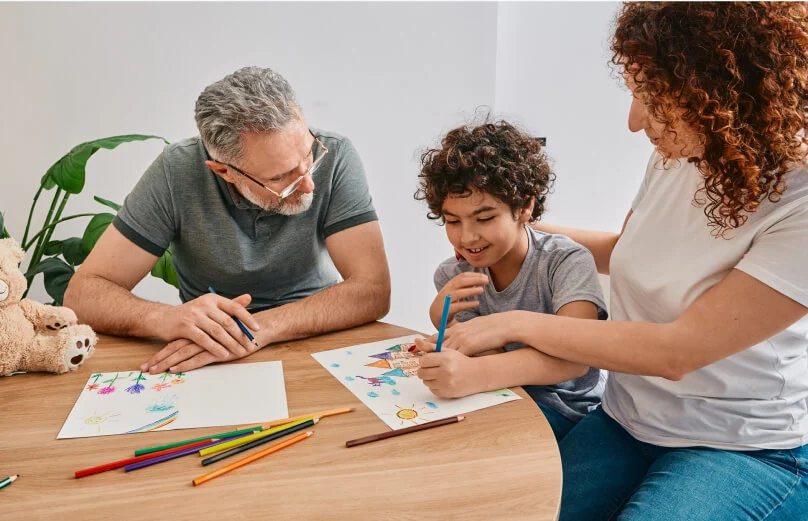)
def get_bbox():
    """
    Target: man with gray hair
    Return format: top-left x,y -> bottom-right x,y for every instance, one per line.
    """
65,67 -> 390,373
